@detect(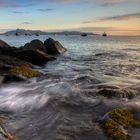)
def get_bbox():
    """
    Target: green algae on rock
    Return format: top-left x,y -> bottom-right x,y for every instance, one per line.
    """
10,66 -> 40,78
100,108 -> 140,140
